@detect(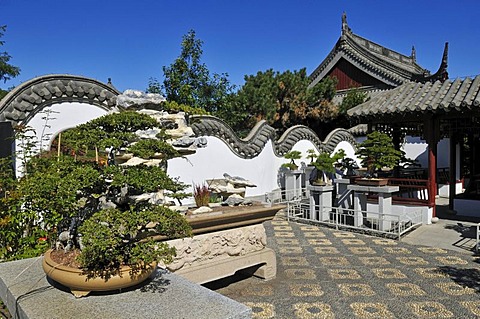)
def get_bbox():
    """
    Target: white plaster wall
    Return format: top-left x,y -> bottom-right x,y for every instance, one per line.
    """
168,137 -> 318,200
168,136 -> 359,204
402,136 -> 450,168
15,102 -> 108,175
